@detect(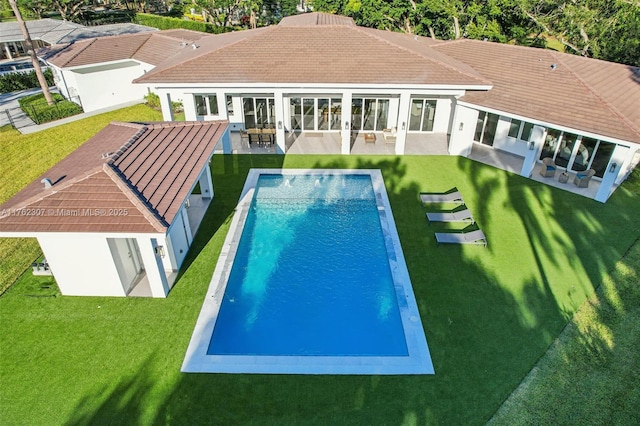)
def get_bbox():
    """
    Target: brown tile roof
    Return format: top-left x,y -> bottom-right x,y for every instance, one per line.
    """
0,121 -> 227,234
432,39 -> 640,143
42,30 -> 208,68
278,12 -> 356,26
135,23 -> 490,86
